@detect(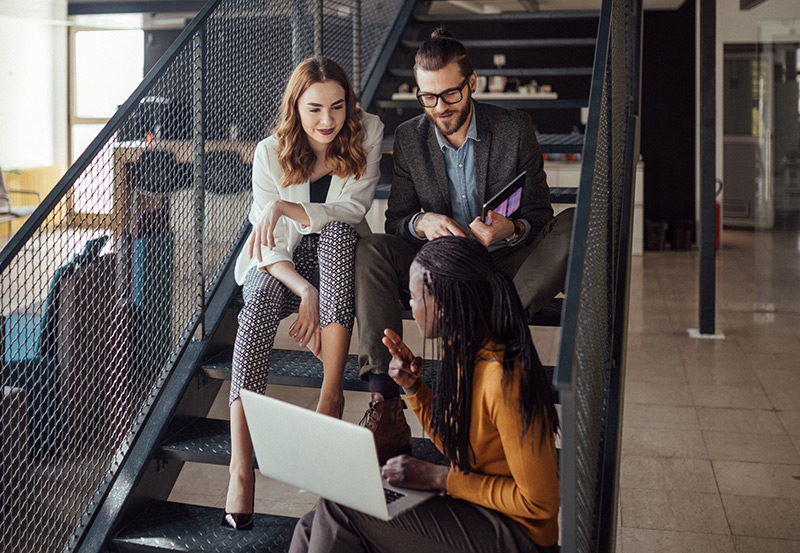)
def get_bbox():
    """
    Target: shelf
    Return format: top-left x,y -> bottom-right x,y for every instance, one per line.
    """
402,38 -> 596,49
389,67 -> 593,78
391,91 -> 559,101
375,98 -> 587,110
